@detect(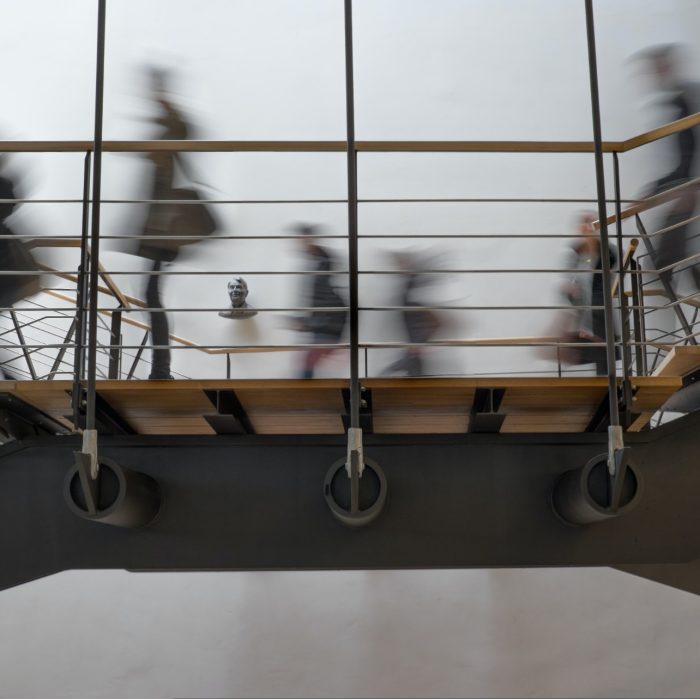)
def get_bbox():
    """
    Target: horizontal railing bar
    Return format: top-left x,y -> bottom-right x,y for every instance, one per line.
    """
3,304 -> 667,313
15,233 -> 644,241
2,268 -> 640,275
0,197 -> 640,205
0,140 -> 613,153
3,199 -> 347,205
358,141 -> 621,153
0,113 -> 696,154
0,340 -> 661,350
